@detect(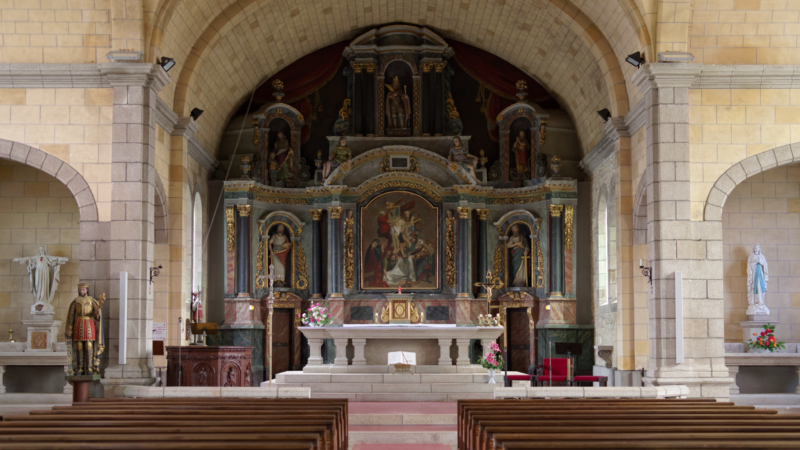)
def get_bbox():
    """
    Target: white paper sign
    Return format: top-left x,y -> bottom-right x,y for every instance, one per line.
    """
153,323 -> 167,341
388,351 -> 417,366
